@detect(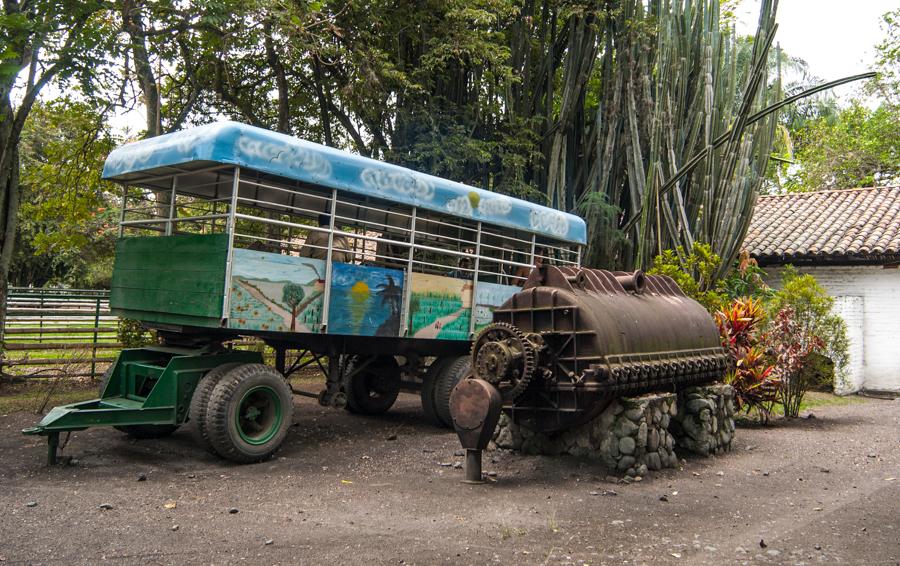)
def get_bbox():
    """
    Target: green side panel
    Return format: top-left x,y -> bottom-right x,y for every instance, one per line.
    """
111,234 -> 228,326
